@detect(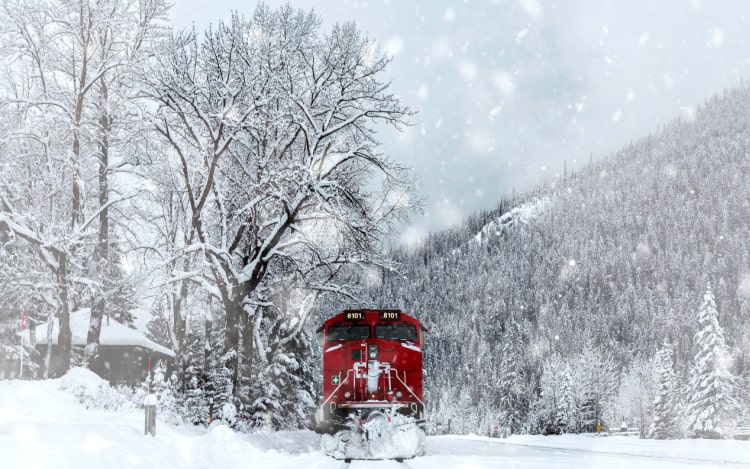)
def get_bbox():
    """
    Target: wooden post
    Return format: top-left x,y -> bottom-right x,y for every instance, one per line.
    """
20,308 -> 25,378
144,394 -> 157,436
